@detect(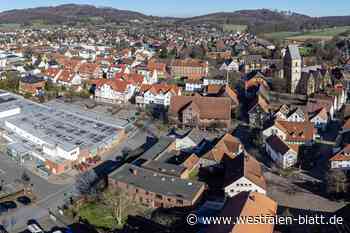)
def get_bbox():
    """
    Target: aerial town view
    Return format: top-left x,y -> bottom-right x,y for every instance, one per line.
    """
0,0 -> 349,233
